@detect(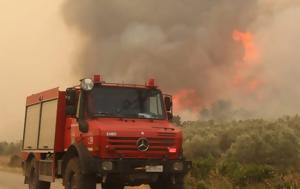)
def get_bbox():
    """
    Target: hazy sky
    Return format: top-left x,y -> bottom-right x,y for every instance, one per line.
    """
0,0 -> 77,141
